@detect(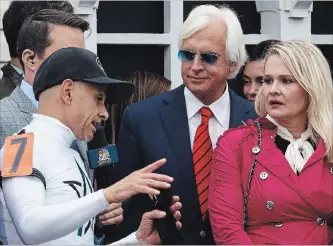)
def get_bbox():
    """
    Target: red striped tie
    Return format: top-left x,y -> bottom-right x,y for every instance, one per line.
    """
193,107 -> 213,220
